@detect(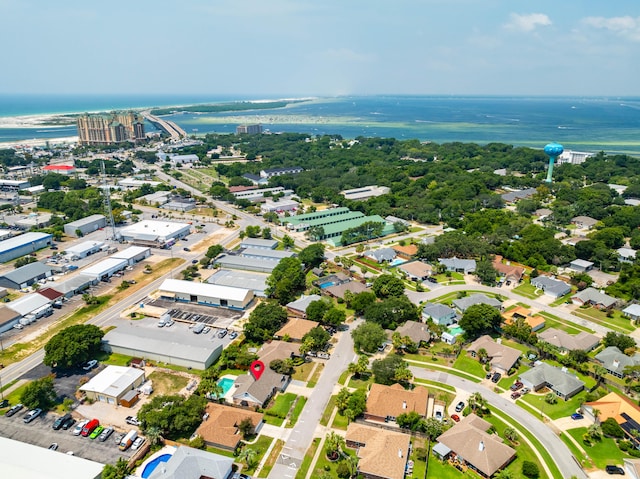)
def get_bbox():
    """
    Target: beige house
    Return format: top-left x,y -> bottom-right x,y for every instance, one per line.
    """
365,383 -> 429,423
346,423 -> 410,479
467,335 -> 521,375
196,403 -> 264,451
275,318 -> 318,342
